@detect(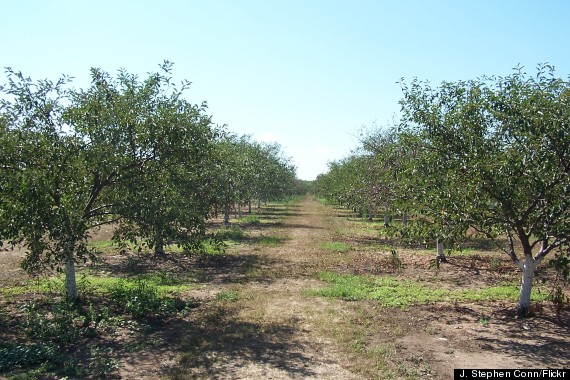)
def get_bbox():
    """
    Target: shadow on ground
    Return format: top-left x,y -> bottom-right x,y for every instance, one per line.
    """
162,306 -> 318,379
474,310 -> 570,368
